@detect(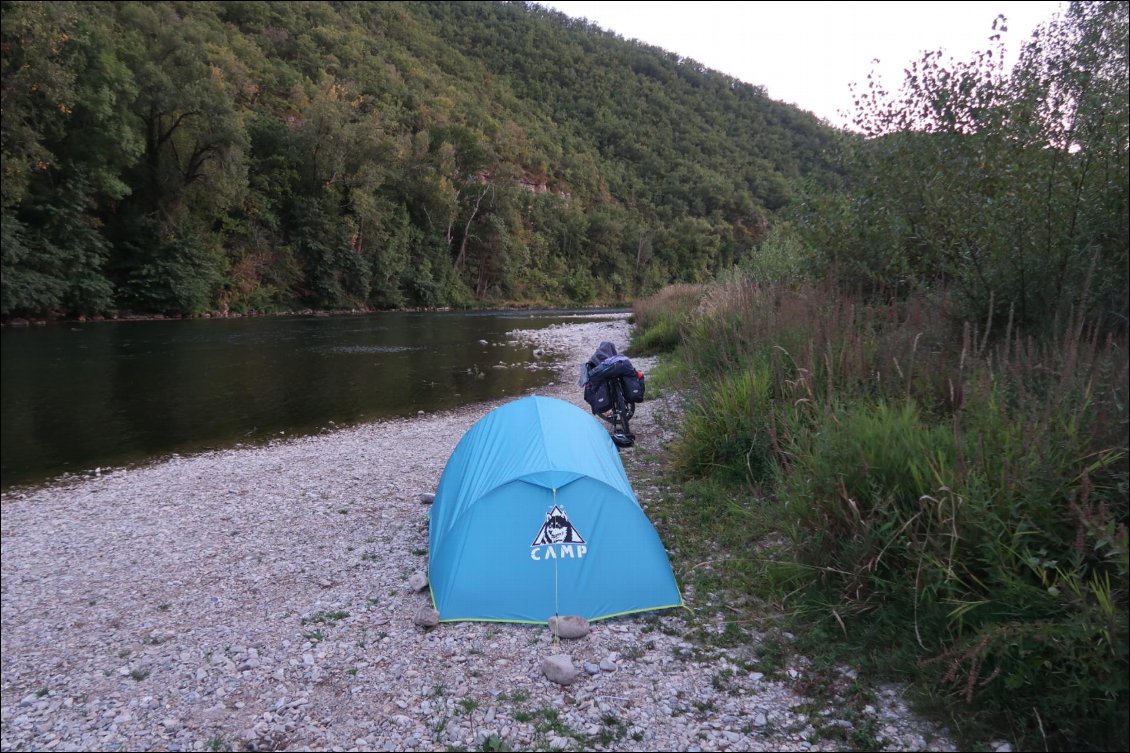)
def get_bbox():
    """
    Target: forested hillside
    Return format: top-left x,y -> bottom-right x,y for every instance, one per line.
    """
0,0 -> 843,319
